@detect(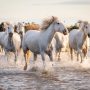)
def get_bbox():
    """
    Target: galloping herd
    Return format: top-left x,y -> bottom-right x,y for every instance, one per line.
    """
0,16 -> 90,70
